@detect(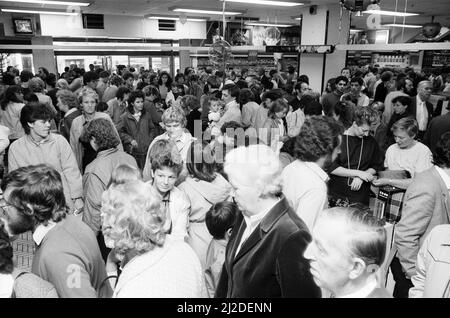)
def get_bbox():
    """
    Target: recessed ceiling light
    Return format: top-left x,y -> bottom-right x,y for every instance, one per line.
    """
383,23 -> 422,28
0,0 -> 90,6
245,22 -> 294,27
147,16 -> 206,22
363,10 -> 418,17
1,8 -> 80,15
172,8 -> 242,15
222,0 -> 303,7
